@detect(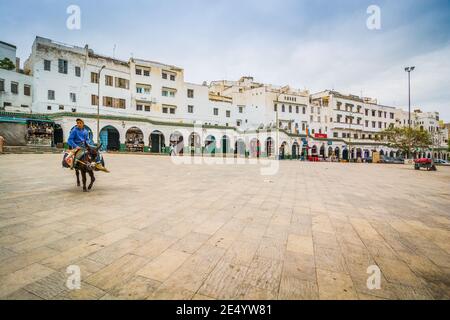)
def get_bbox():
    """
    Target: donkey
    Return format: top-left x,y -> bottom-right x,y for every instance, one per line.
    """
73,144 -> 103,192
